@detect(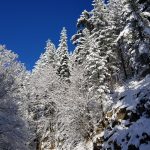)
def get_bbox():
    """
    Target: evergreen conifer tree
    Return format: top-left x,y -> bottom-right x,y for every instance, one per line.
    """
57,27 -> 71,81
